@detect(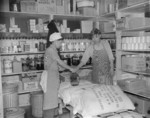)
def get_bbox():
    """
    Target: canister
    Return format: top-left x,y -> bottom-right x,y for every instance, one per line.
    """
31,92 -> 43,117
2,83 -> 18,108
3,59 -> 13,74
